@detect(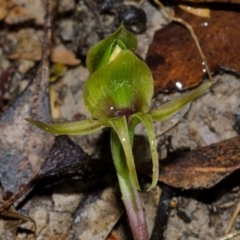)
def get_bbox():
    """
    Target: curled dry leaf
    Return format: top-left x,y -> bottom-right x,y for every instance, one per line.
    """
139,136 -> 240,189
146,7 -> 240,92
36,135 -> 92,180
